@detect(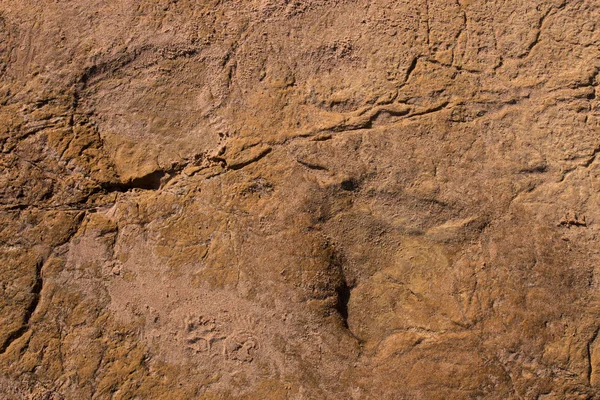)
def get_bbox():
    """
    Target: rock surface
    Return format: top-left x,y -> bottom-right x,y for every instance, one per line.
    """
1,0 -> 600,398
